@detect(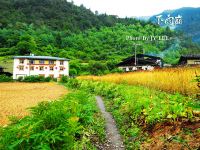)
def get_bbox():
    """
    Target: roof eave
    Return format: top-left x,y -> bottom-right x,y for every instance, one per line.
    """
13,56 -> 70,61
